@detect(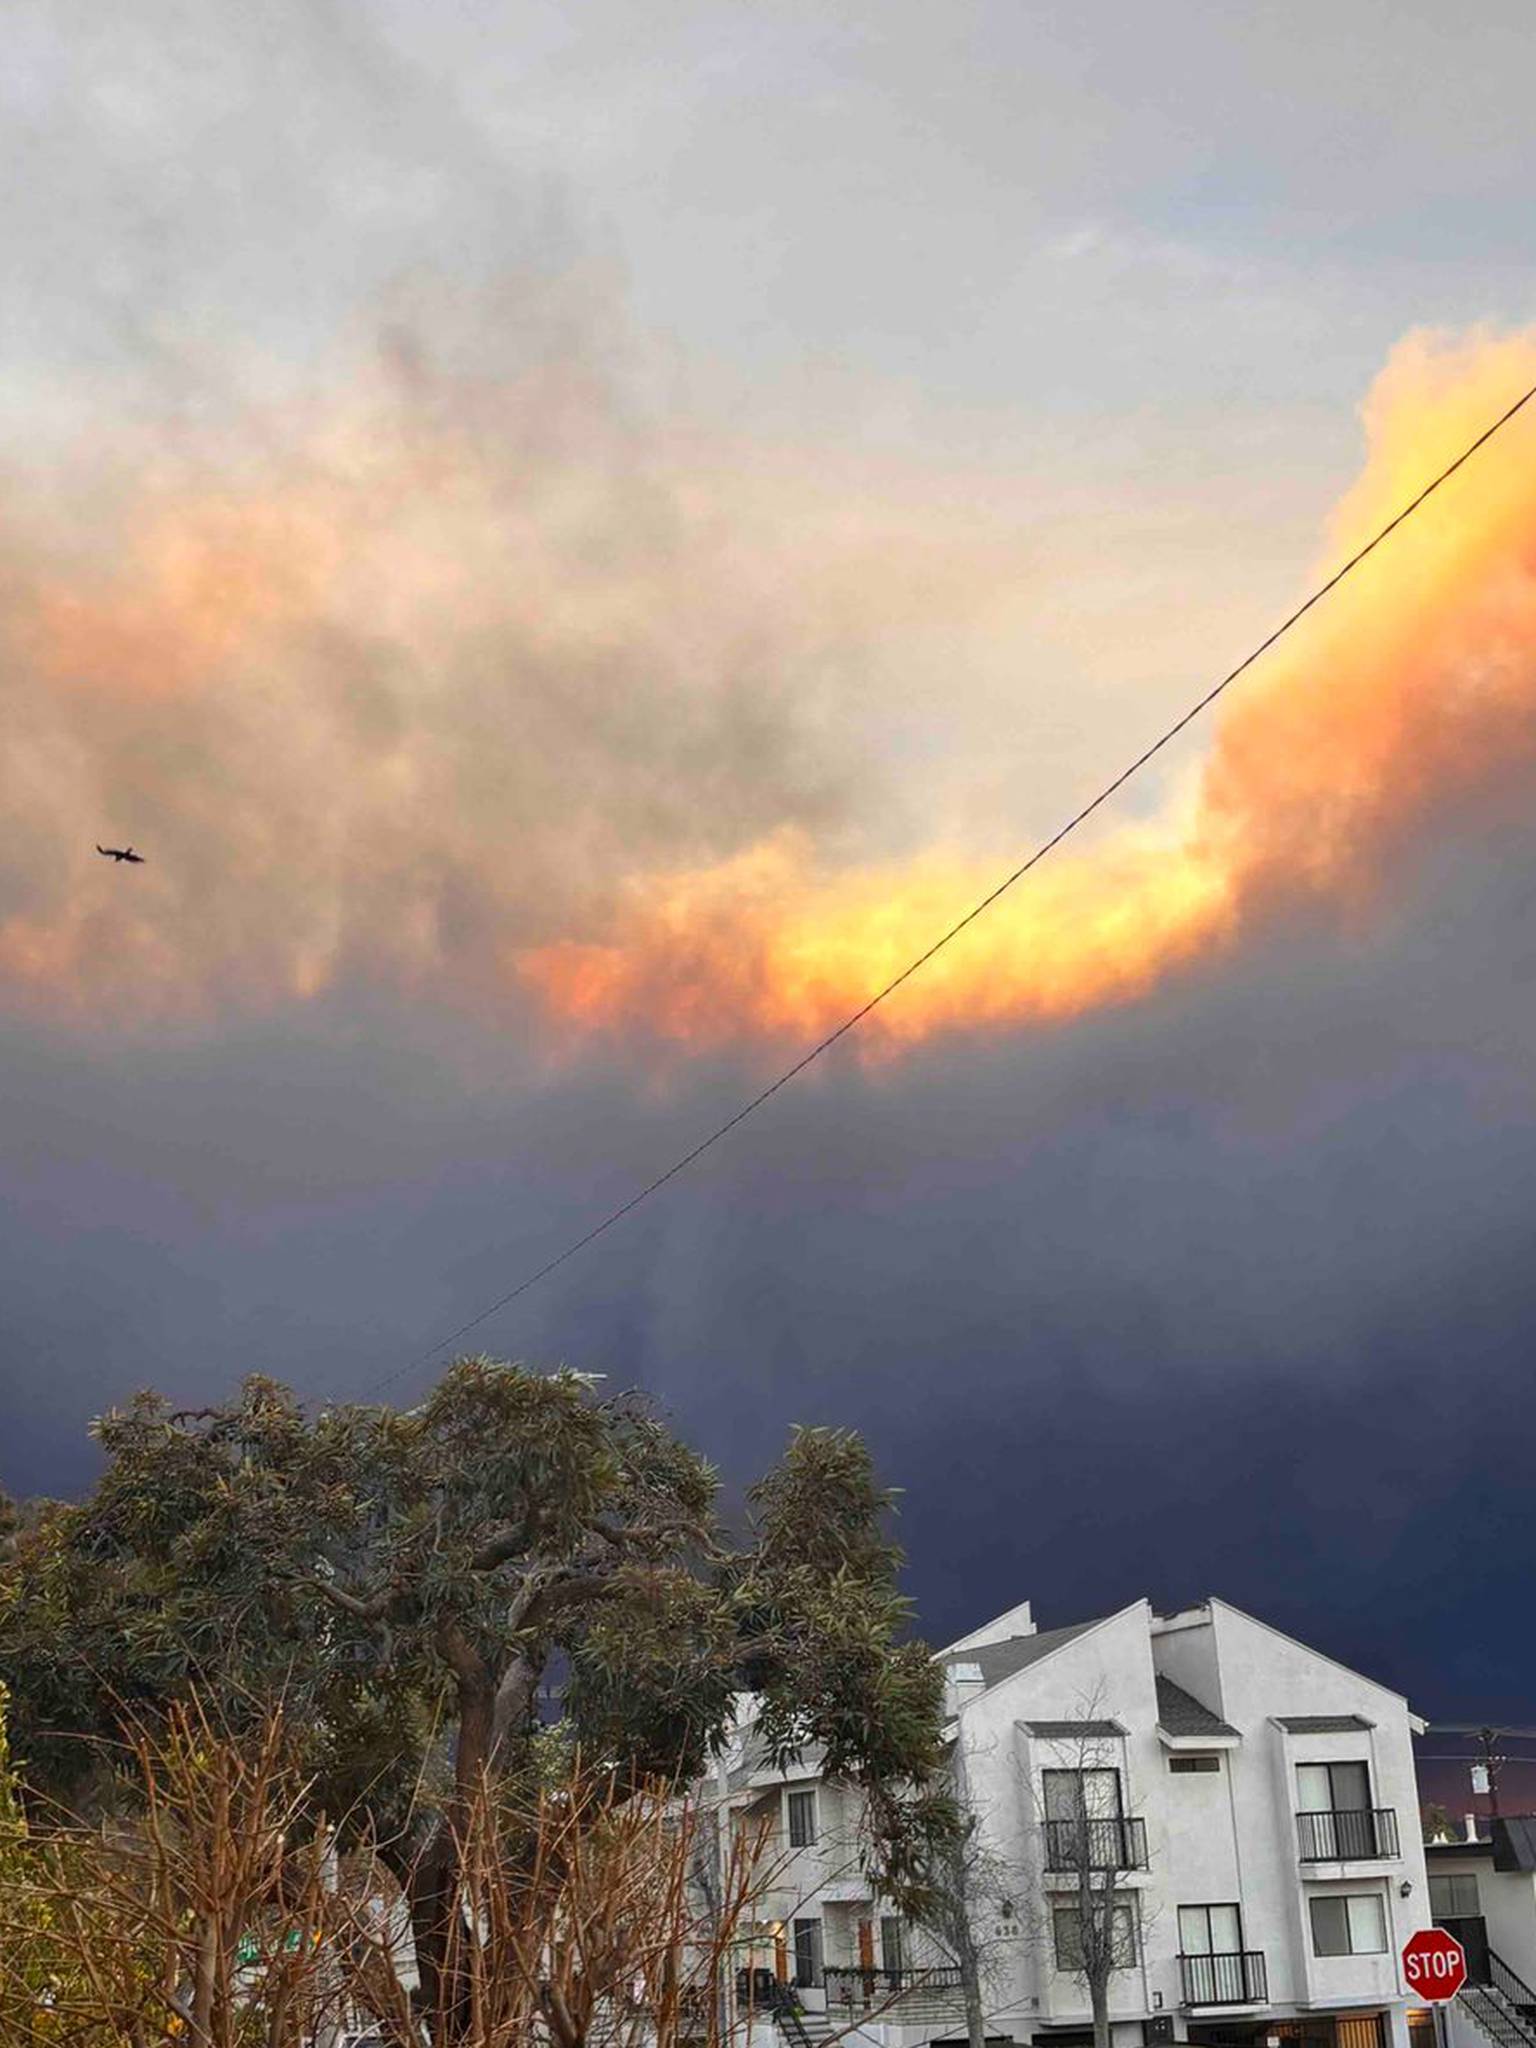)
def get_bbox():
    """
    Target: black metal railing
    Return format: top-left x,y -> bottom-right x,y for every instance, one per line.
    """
764,1981 -> 814,2048
1296,1808 -> 1399,1860
825,1966 -> 966,2008
1179,1951 -> 1269,2006
1044,1815 -> 1150,1870
737,1974 -> 817,2042
1491,1949 -> 1536,2022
